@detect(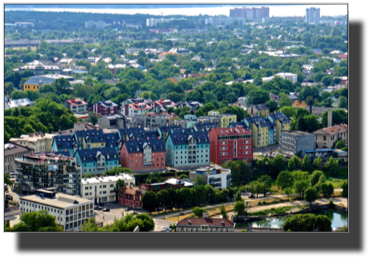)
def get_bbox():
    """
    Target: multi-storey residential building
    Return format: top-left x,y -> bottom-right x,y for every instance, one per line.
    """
228,121 -> 251,131
74,128 -> 119,151
64,98 -> 88,114
209,126 -> 253,165
176,216 -> 235,232
85,20 -> 107,29
153,99 -> 178,112
189,166 -> 232,189
5,143 -> 33,174
89,100 -> 118,116
19,190 -> 93,231
165,129 -> 210,168
120,135 -> 166,172
197,115 -> 220,127
279,131 -> 316,157
192,122 -> 218,133
229,7 -> 269,19
14,64 -> 62,75
220,114 -> 237,128
175,114 -> 198,129
267,121 -> 277,145
312,124 -> 348,149
73,147 -> 119,176
124,101 -> 152,116
268,112 -> 291,143
51,134 -> 78,156
10,132 -> 56,153
98,114 -> 126,129
205,17 -> 245,25
118,126 -> 158,143
146,17 -> 187,27
157,125 -> 183,142
118,185 -> 145,208
306,7 -> 320,24
125,113 -> 173,129
247,104 -> 270,117
81,173 -> 135,204
244,116 -> 270,148
15,152 -> 82,195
